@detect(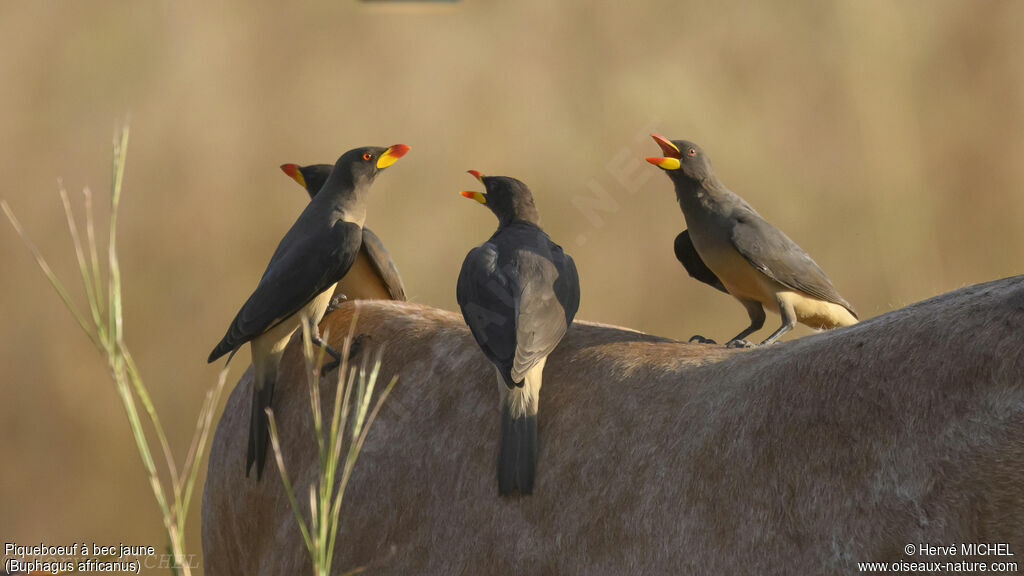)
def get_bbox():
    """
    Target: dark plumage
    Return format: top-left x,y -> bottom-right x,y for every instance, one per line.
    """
280,163 -> 407,301
674,230 -> 727,294
209,144 -> 409,479
647,134 -> 856,347
456,173 -> 580,495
